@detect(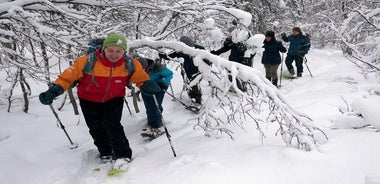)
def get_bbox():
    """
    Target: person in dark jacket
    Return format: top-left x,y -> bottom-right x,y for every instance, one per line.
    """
262,31 -> 287,87
138,57 -> 173,138
210,31 -> 252,92
210,36 -> 248,65
281,27 -> 311,77
159,36 -> 206,104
